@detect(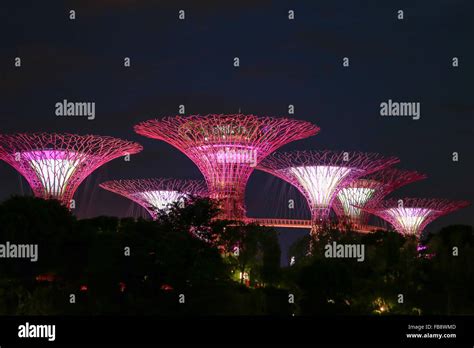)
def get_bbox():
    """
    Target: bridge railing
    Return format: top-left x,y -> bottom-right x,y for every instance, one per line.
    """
244,217 -> 386,233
